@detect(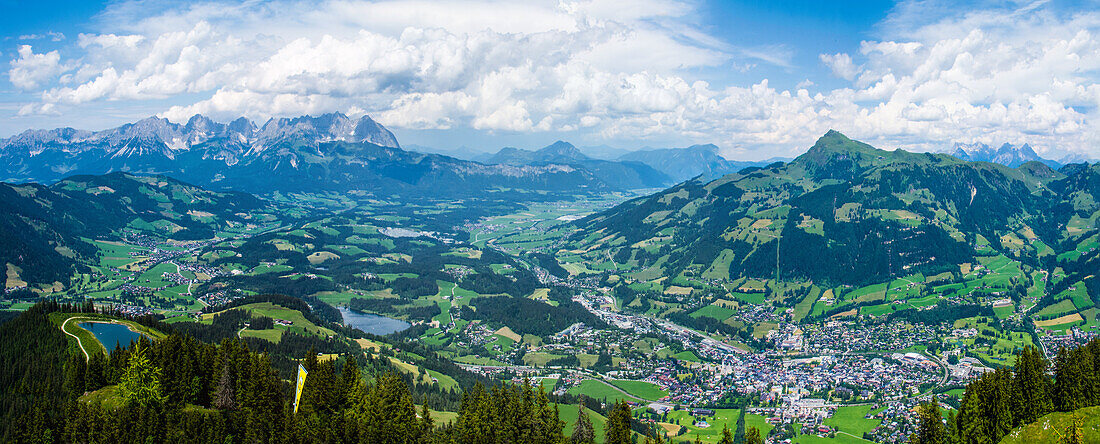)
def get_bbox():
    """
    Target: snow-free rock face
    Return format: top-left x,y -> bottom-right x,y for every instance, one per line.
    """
0,112 -> 403,183
947,142 -> 1059,168
253,112 -> 399,151
0,112 -> 400,159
